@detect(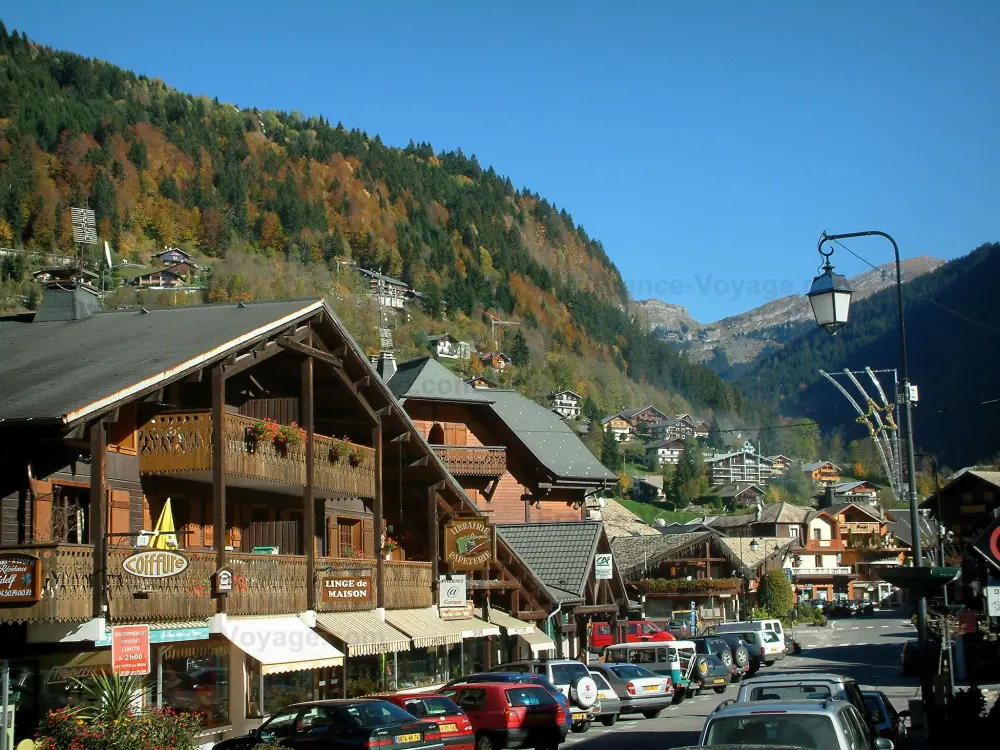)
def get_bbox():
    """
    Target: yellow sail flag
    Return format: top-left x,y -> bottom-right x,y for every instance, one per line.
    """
151,498 -> 178,549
